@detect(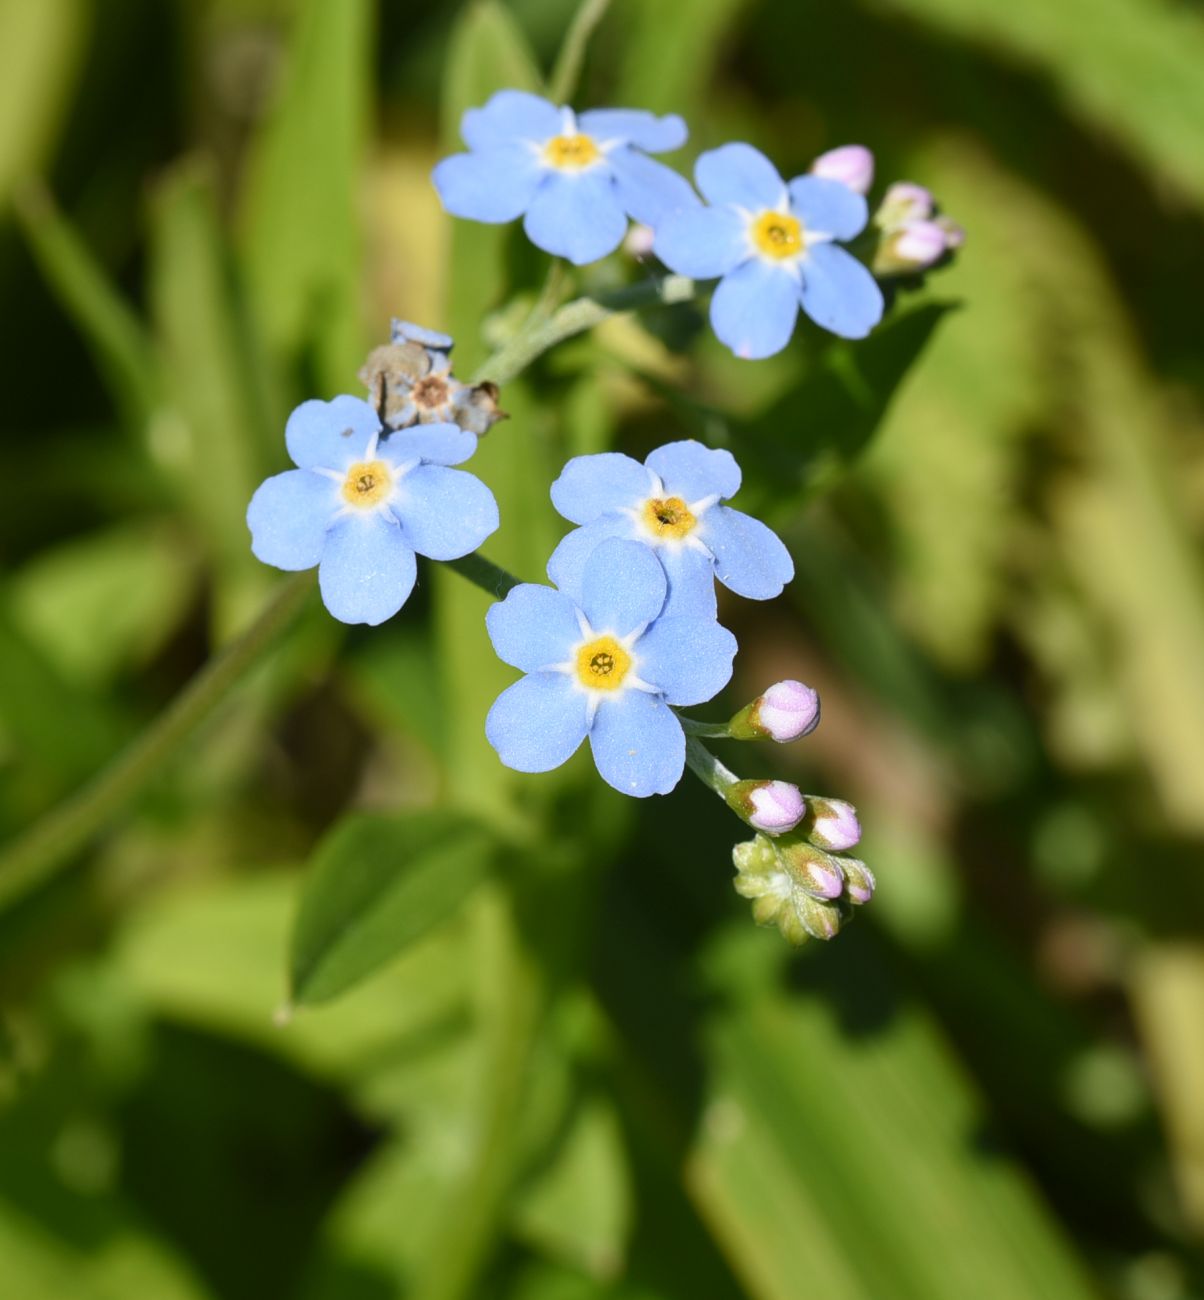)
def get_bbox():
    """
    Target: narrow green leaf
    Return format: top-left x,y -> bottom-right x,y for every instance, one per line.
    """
237,0 -> 371,390
289,810 -> 493,1006
14,182 -> 160,429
